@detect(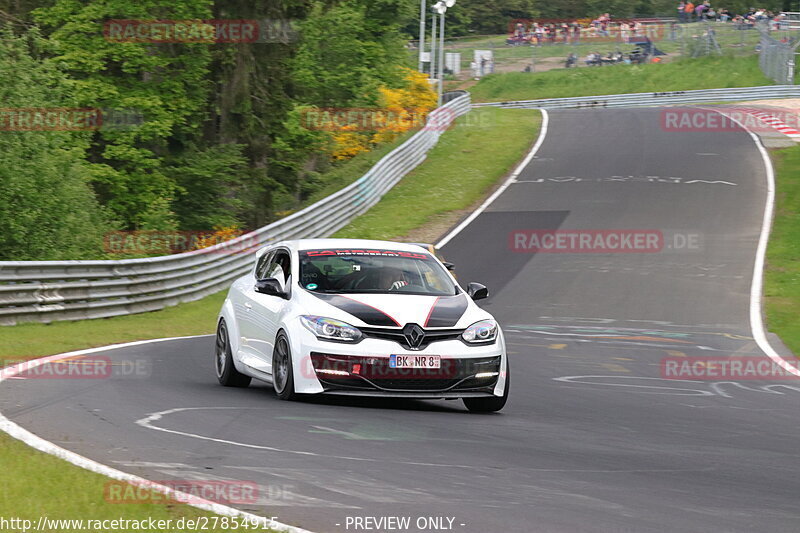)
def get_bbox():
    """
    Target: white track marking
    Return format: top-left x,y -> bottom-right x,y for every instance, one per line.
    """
714,109 -> 800,377
137,407 -> 371,461
0,335 -> 312,533
709,382 -> 783,398
137,406 -> 480,469
436,109 -> 550,248
552,375 -> 716,396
